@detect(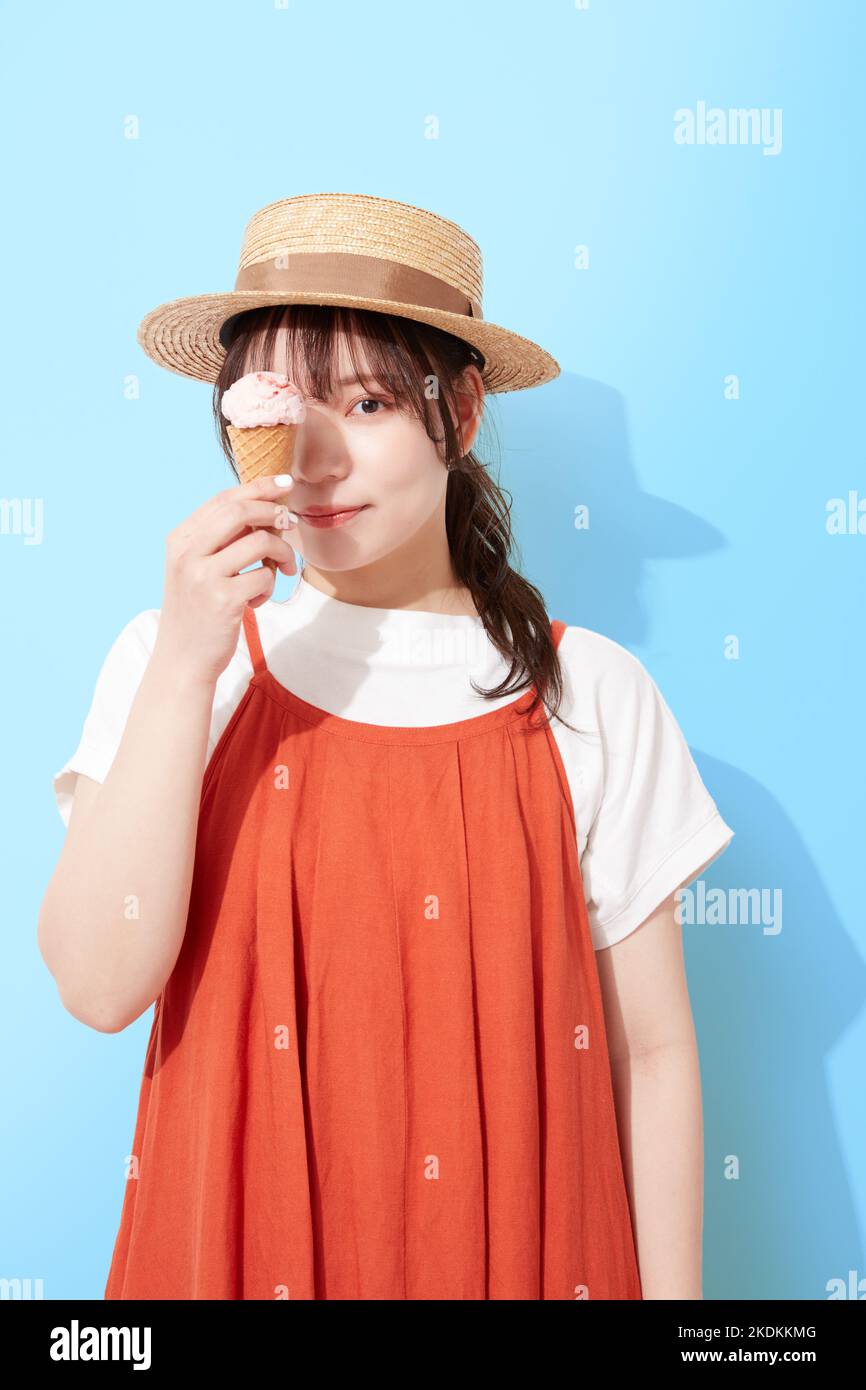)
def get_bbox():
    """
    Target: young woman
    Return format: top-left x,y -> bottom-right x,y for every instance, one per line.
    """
39,193 -> 734,1301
